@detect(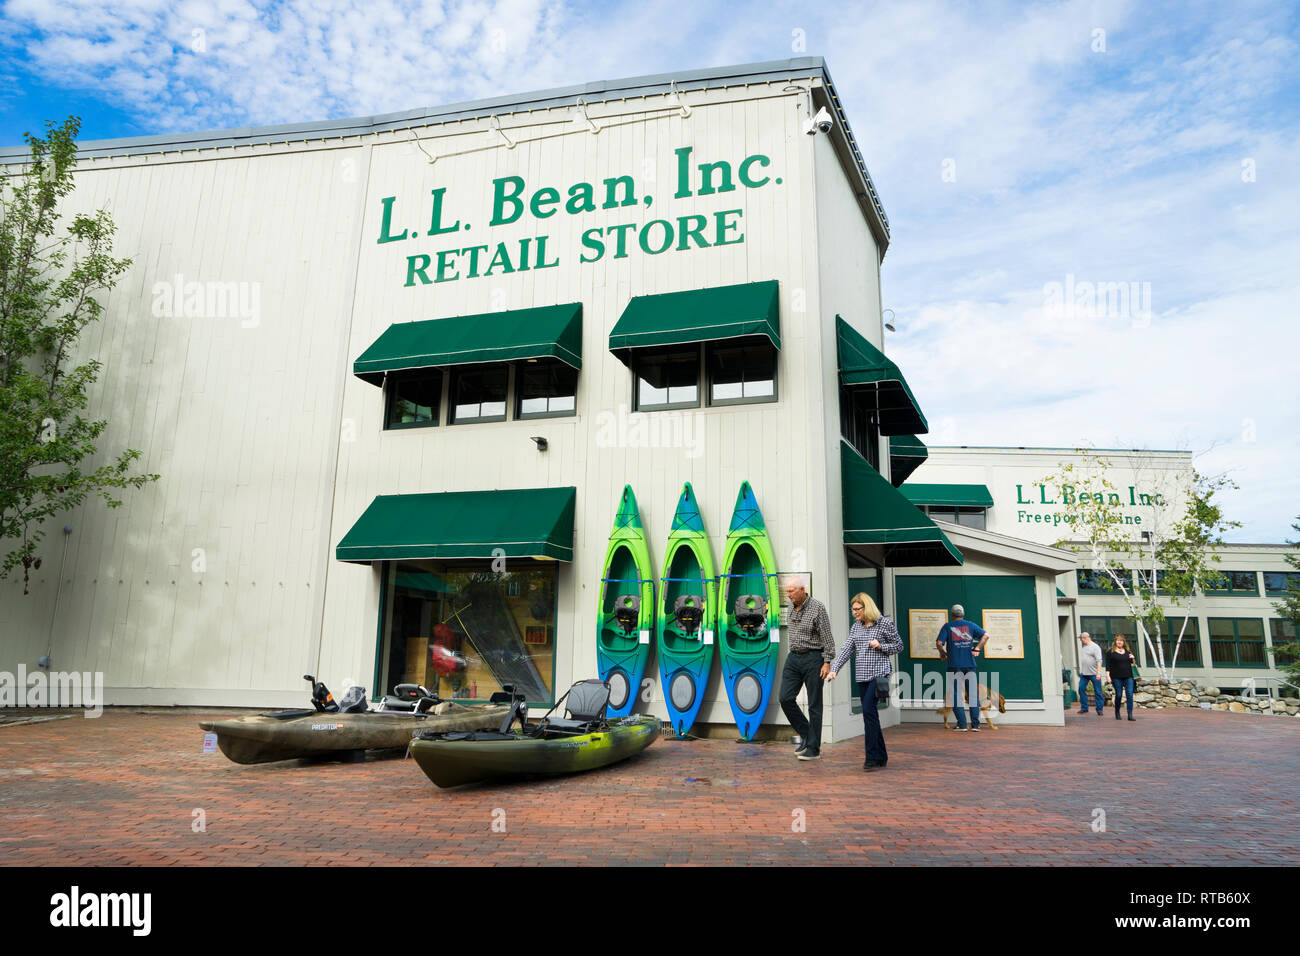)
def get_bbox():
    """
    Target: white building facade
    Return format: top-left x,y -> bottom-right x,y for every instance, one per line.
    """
905,447 -> 1297,699
11,59 -> 1207,740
